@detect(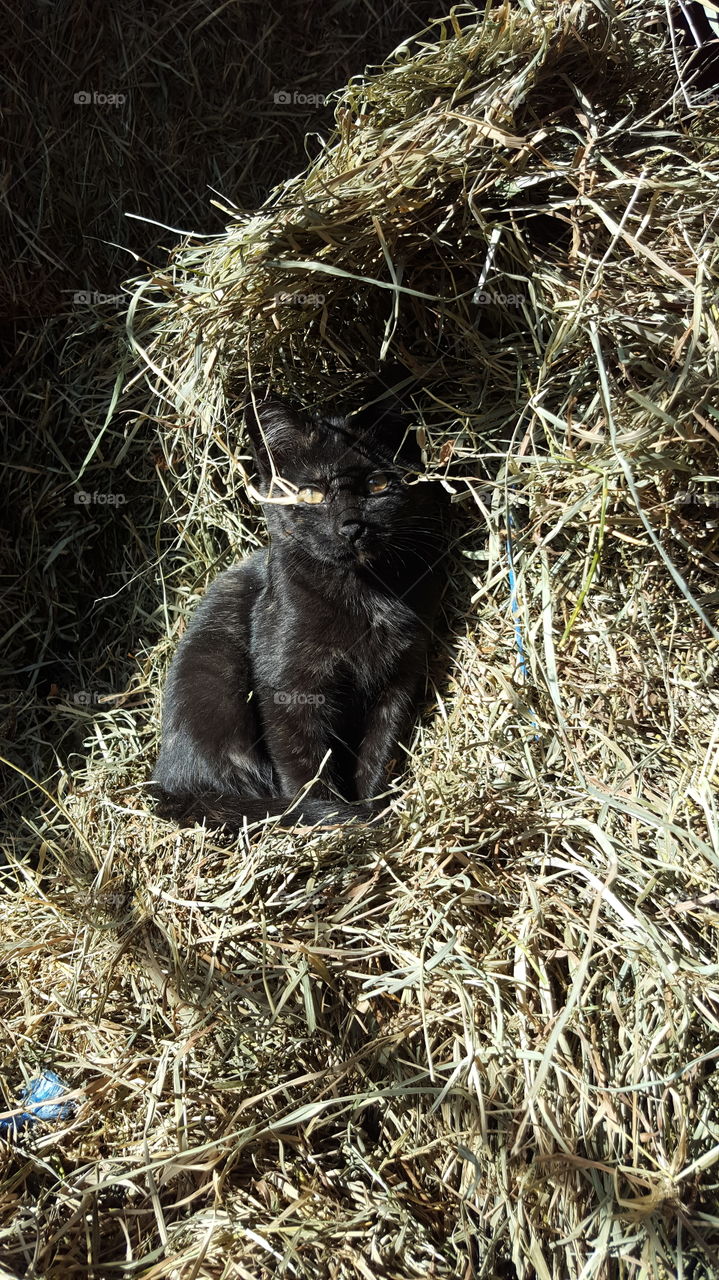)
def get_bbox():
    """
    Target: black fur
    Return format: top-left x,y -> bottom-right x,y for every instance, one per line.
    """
151,384 -> 449,831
